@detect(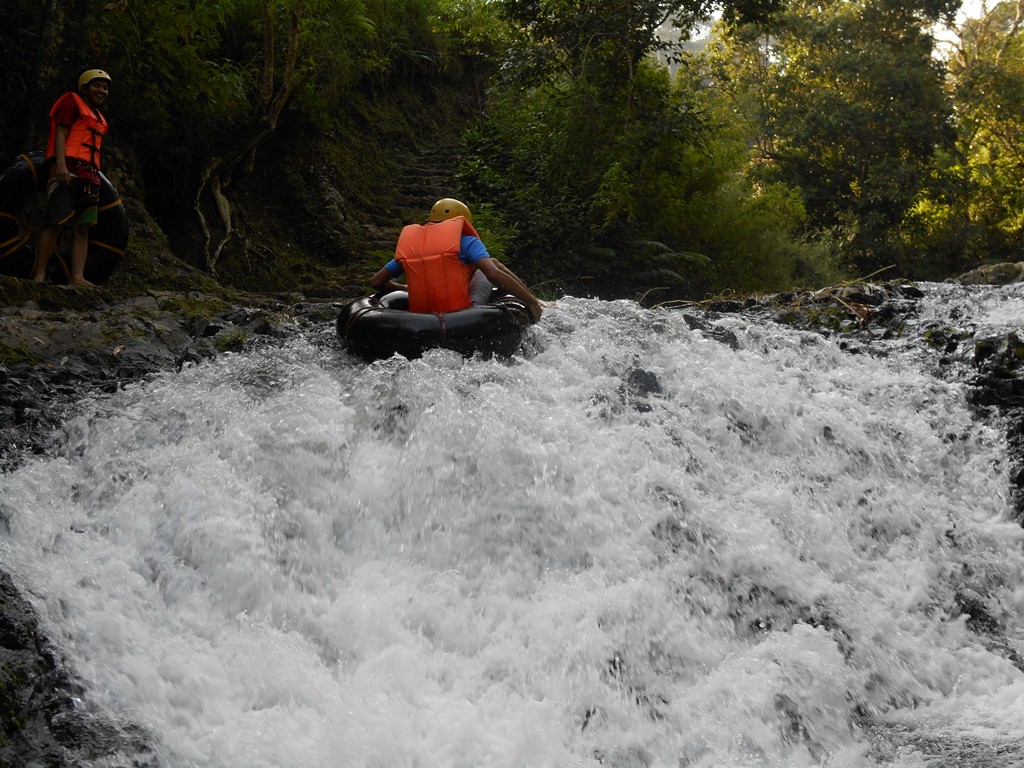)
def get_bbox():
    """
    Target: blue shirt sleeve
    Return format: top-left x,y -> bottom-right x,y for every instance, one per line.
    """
386,236 -> 487,272
460,235 -> 490,264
